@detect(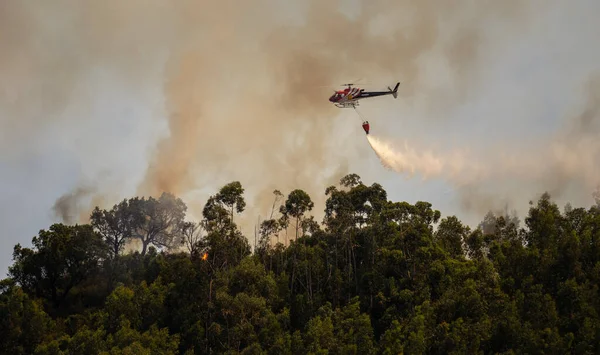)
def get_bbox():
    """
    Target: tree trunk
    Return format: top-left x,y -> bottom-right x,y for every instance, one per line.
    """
141,238 -> 150,256
295,217 -> 299,241
113,238 -> 120,258
291,257 -> 296,296
305,237 -> 311,305
370,231 -> 376,312
334,235 -> 339,308
348,240 -> 352,302
107,258 -> 118,293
